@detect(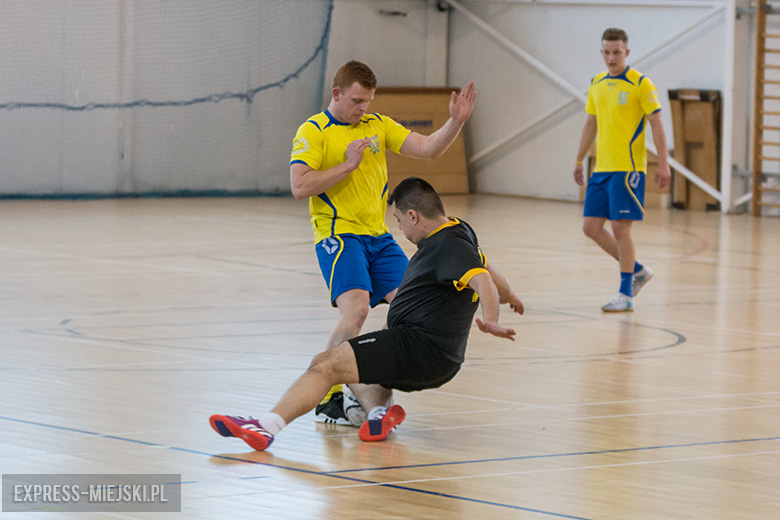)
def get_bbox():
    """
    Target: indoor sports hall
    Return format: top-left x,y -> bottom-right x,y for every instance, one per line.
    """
1,1 -> 779,519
